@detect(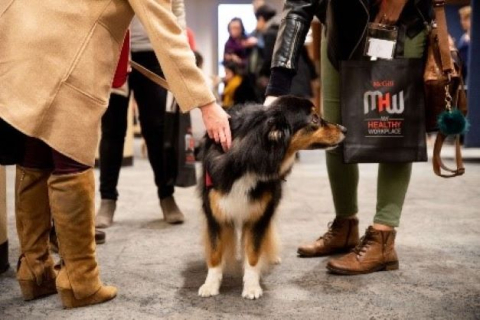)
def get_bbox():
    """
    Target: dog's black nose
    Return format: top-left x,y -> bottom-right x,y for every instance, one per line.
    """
338,125 -> 347,134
